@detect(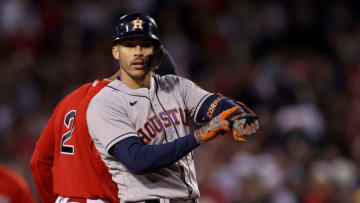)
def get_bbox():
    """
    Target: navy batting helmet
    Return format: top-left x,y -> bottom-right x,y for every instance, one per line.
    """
112,13 -> 161,46
113,13 -> 163,69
